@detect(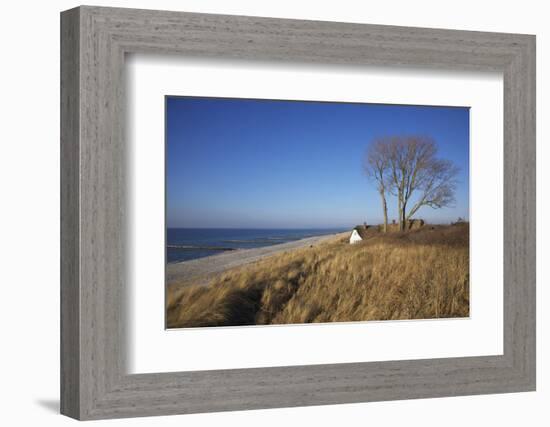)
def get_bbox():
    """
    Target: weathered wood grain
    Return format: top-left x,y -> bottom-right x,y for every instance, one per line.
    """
60,6 -> 536,420
60,7 -> 80,419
